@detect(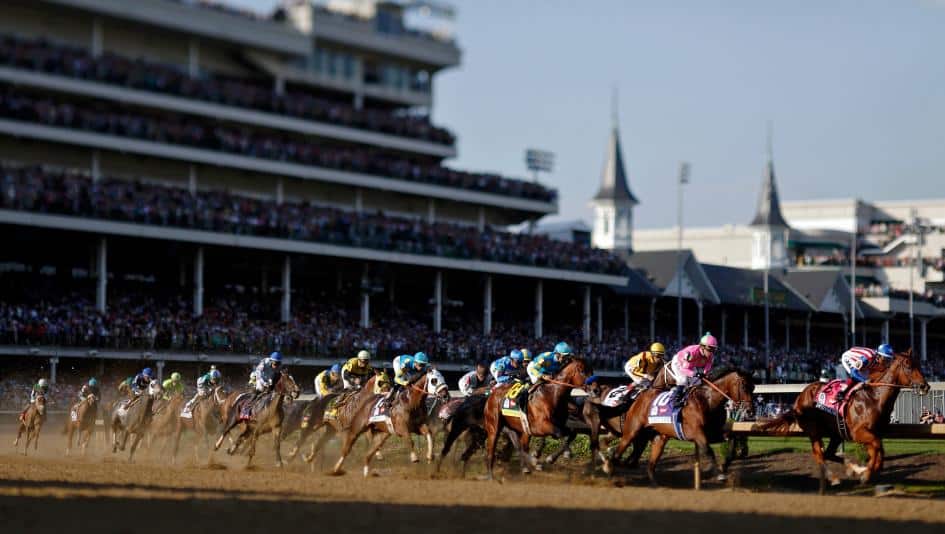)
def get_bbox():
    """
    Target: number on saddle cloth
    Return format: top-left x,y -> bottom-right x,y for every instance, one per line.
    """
500,382 -> 530,417
815,379 -> 853,416
647,391 -> 687,440
602,385 -> 630,408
